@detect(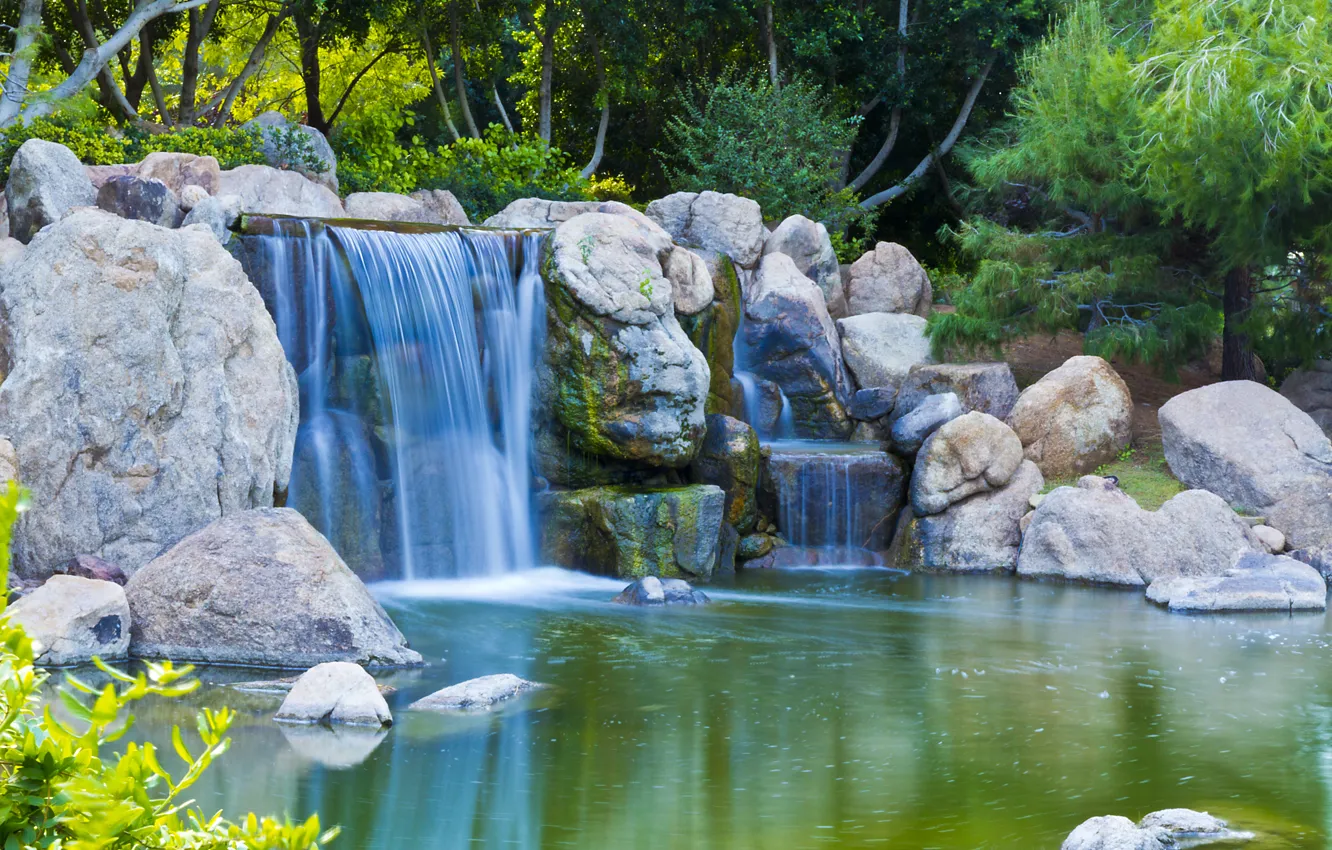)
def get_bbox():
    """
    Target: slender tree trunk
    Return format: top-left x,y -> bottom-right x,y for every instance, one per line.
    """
491,81 -> 515,133
141,30 -> 174,126
765,0 -> 778,88
449,2 -> 480,137
847,0 -> 908,191
0,0 -> 45,126
423,26 -> 461,142
294,15 -> 326,132
177,0 -> 220,124
210,8 -> 288,126
539,2 -> 555,143
580,36 -> 608,179
324,41 -> 397,129
1222,265 -> 1258,381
